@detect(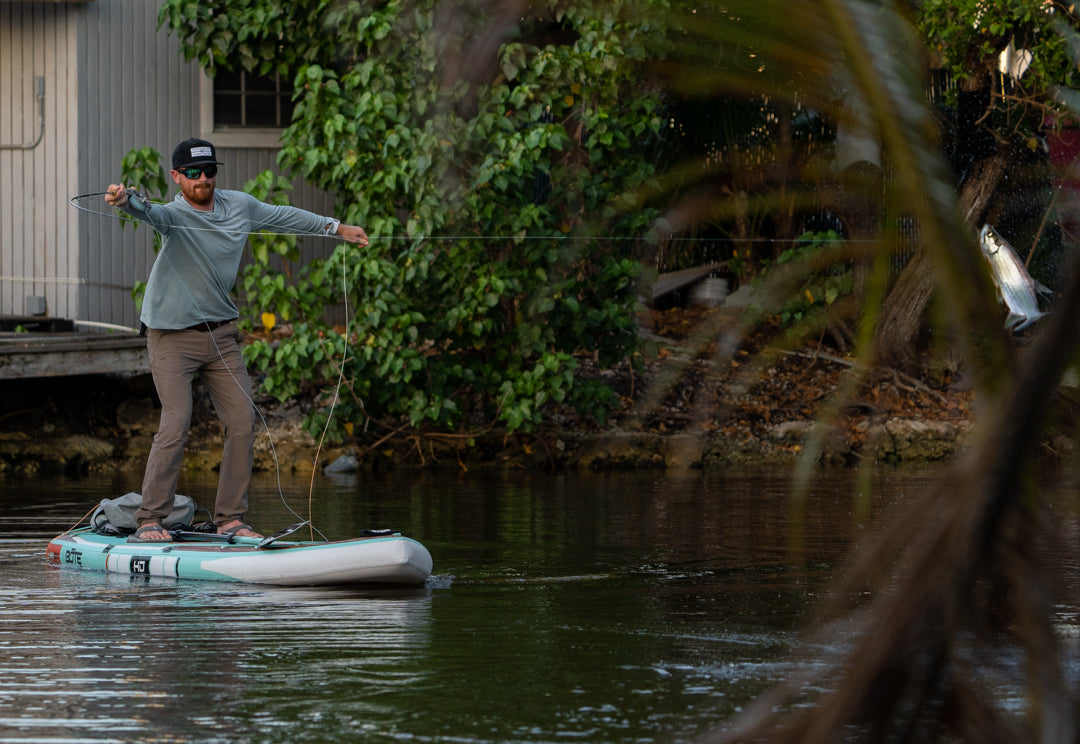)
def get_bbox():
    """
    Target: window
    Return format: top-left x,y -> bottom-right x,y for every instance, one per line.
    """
199,70 -> 294,148
214,69 -> 294,129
